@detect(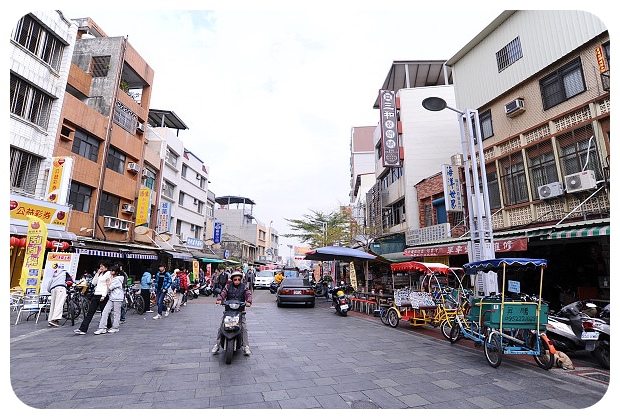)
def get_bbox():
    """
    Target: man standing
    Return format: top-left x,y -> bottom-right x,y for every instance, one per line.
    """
47,263 -> 70,327
153,263 -> 172,319
245,268 -> 255,292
